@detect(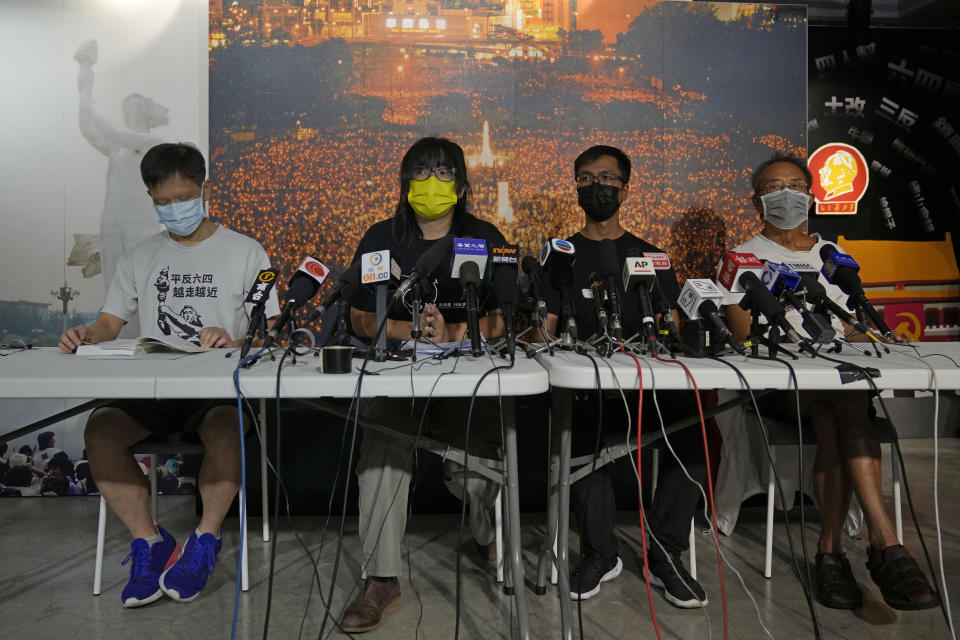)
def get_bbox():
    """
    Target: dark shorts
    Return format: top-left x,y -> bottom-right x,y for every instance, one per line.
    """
95,399 -> 252,443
